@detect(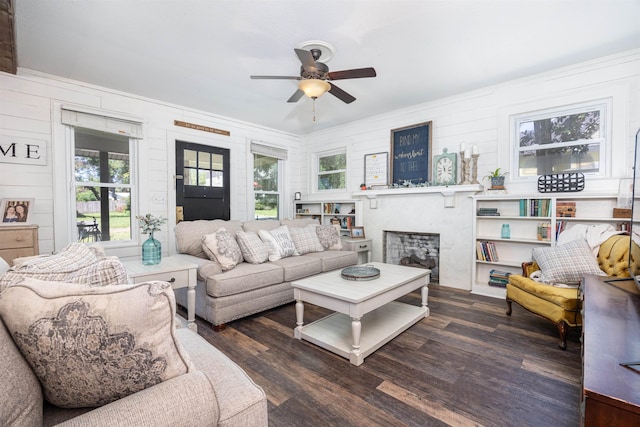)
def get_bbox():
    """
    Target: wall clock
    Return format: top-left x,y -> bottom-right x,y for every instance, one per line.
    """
433,148 -> 458,185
